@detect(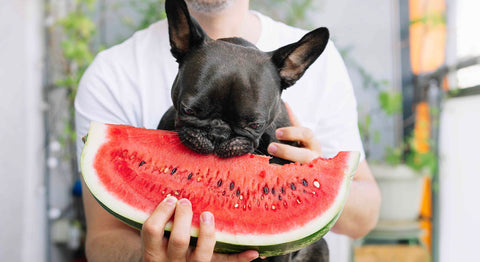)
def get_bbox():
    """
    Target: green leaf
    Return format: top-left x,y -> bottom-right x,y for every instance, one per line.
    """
373,130 -> 381,144
385,146 -> 403,166
405,150 -> 437,176
378,90 -> 402,115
